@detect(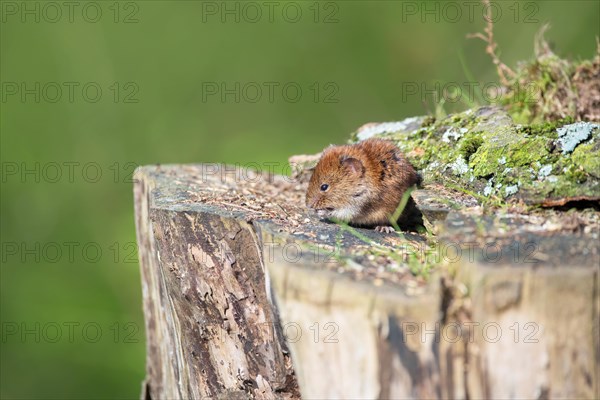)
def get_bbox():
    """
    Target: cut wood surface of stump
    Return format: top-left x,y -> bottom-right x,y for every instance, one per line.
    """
133,164 -> 439,399
134,159 -> 598,399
